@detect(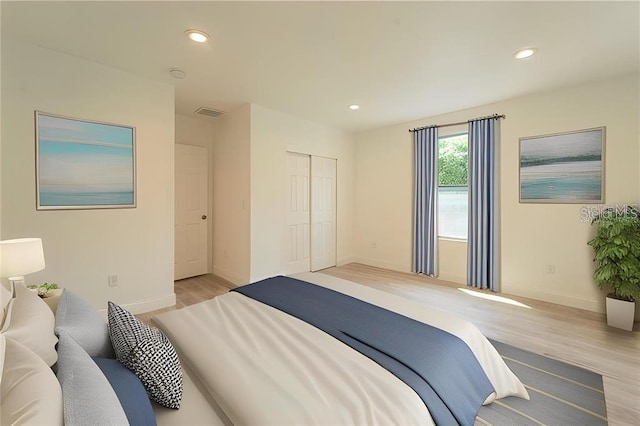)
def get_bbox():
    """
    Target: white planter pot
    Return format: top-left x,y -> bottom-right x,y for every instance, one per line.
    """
606,297 -> 636,331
